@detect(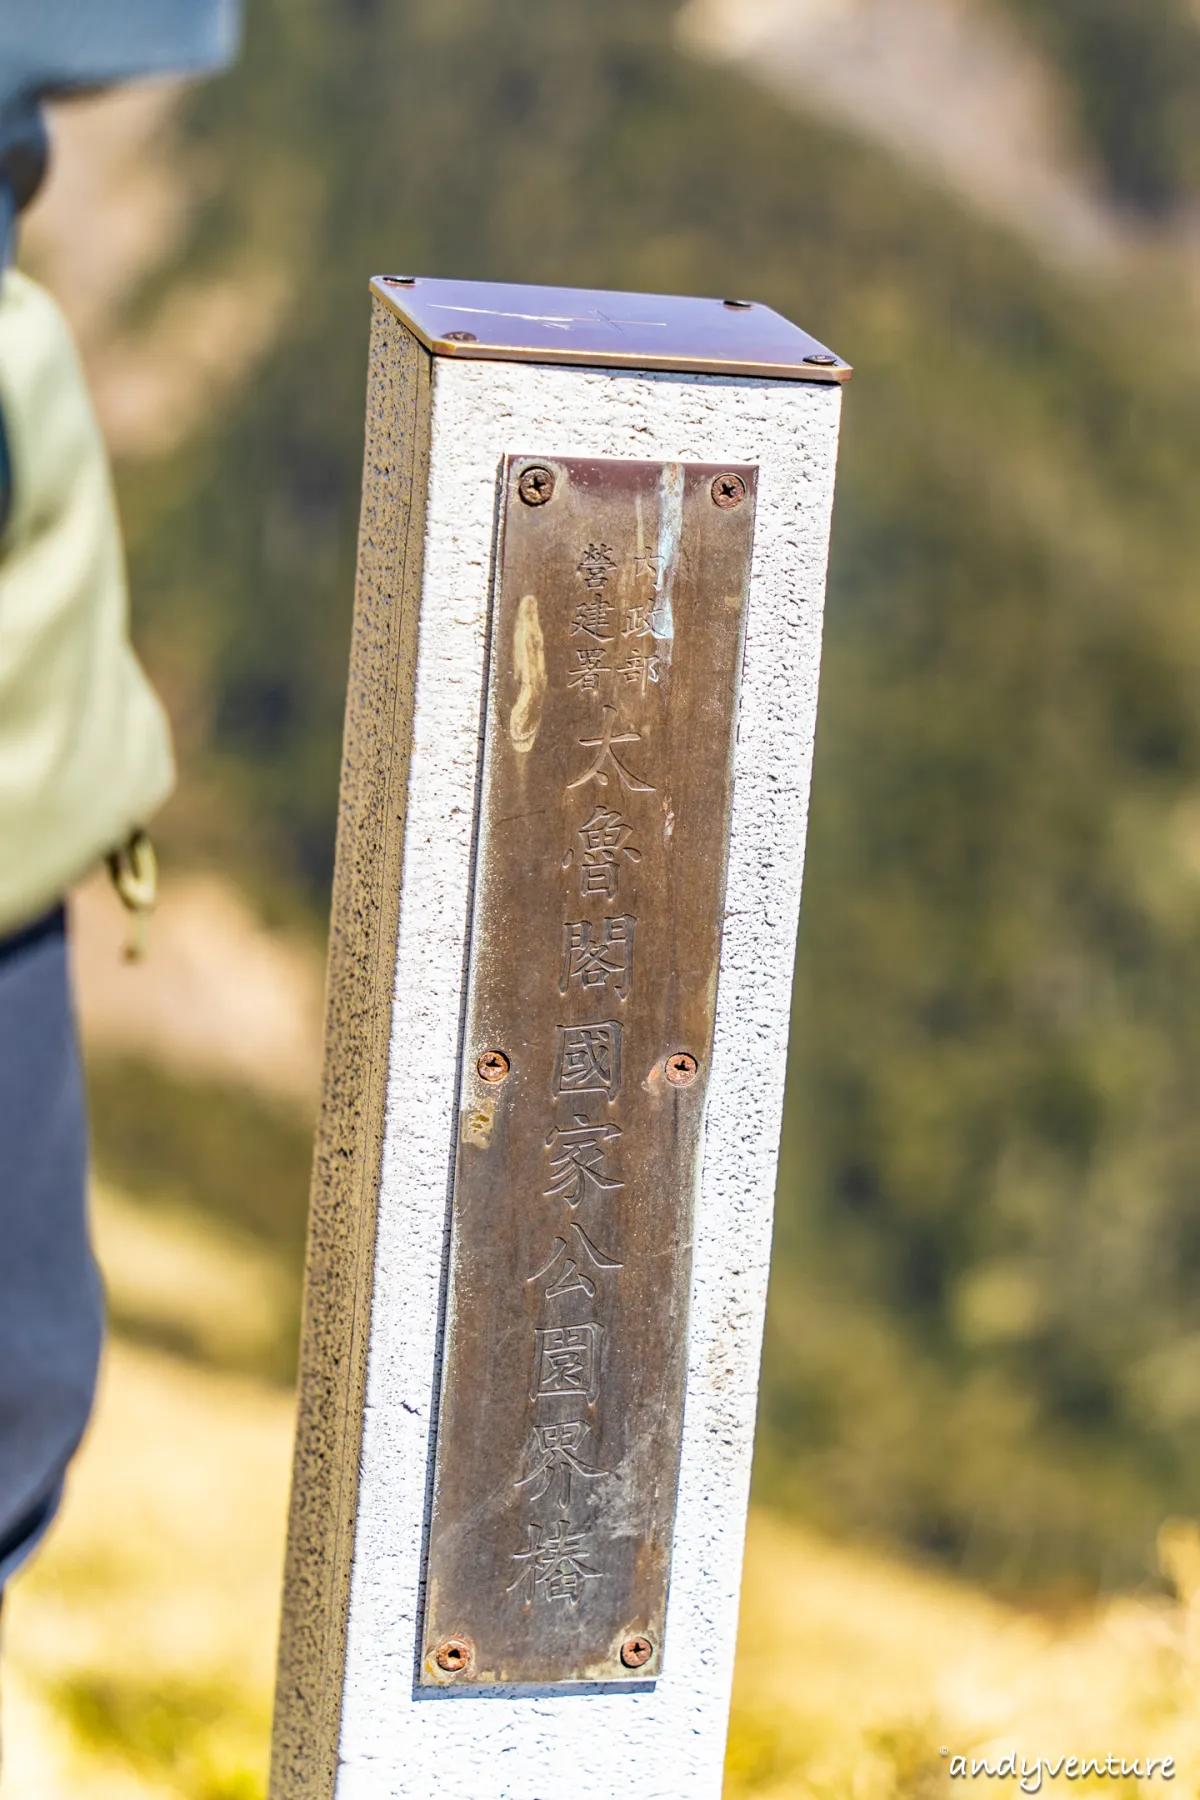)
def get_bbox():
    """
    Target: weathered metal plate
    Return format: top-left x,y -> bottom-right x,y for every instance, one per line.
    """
371,275 -> 851,382
419,455 -> 757,1687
